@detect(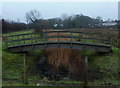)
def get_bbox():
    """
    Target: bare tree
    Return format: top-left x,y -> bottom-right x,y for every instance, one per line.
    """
61,13 -> 68,21
26,10 -> 41,23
